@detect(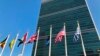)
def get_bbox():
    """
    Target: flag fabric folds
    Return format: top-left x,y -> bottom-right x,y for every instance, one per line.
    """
27,34 -> 37,44
9,34 -> 19,56
9,39 -> 15,50
0,38 -> 7,48
76,21 -> 87,56
45,36 -> 50,46
0,35 -> 10,56
18,32 -> 28,47
73,22 -> 81,42
55,28 -> 66,43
